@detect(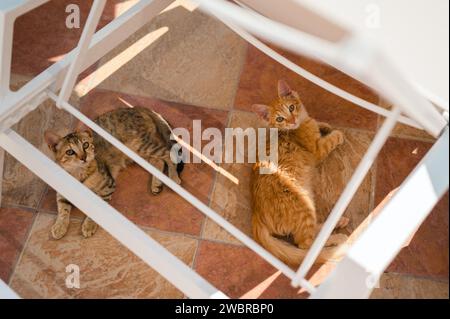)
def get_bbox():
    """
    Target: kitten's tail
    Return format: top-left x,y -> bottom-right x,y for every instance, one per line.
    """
176,159 -> 184,174
252,216 -> 347,267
